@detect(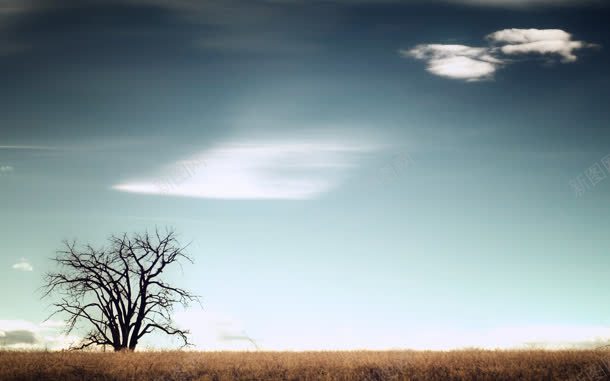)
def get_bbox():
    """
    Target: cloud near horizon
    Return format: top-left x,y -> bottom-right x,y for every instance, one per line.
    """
172,310 -> 610,350
113,138 -> 378,200
403,28 -> 598,81
0,320 -> 76,349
